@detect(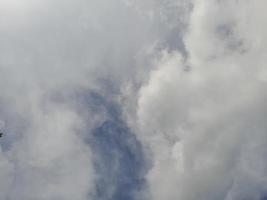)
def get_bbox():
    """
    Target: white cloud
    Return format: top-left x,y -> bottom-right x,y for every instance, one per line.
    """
1,0 -> 267,199
134,0 -> 267,199
8,104 -> 94,200
0,0 -> 155,199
